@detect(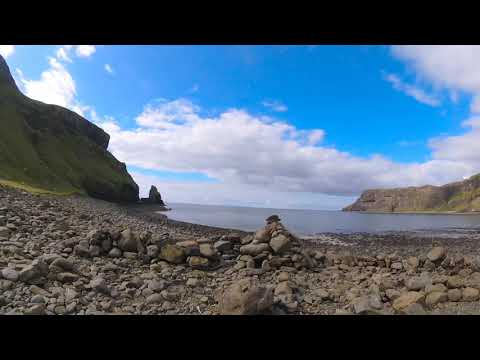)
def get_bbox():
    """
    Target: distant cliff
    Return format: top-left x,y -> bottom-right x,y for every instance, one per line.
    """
343,174 -> 480,213
0,54 -> 139,202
